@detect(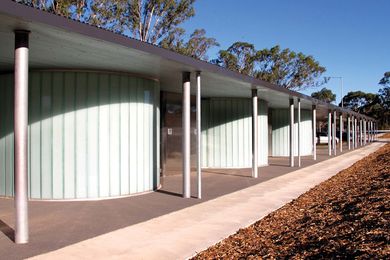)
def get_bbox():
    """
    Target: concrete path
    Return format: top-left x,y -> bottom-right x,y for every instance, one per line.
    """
30,142 -> 384,260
